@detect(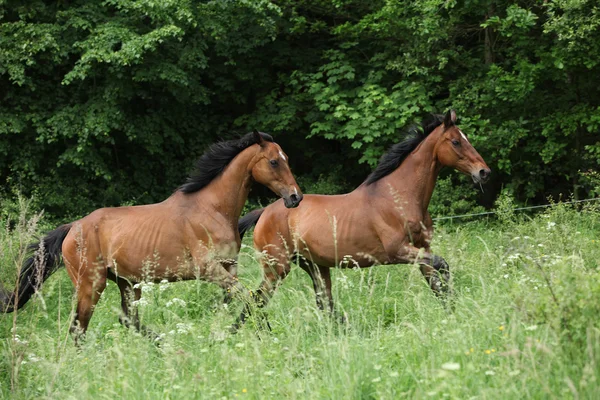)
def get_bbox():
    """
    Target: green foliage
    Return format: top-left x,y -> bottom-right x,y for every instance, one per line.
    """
0,0 -> 283,217
494,188 -> 518,225
428,174 -> 486,219
1,0 -> 600,217
501,203 -> 600,350
296,168 -> 348,195
580,169 -> 600,197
